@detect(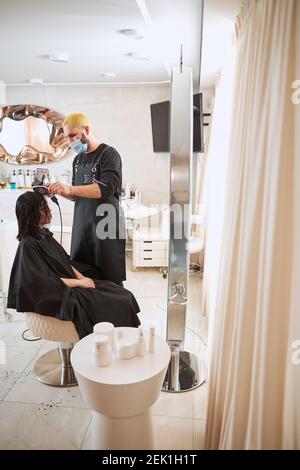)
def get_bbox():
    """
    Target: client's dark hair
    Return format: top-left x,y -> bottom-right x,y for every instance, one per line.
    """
16,191 -> 51,241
